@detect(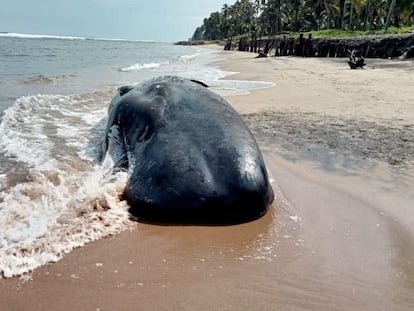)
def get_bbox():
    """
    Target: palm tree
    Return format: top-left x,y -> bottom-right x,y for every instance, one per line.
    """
399,0 -> 414,25
385,0 -> 397,29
